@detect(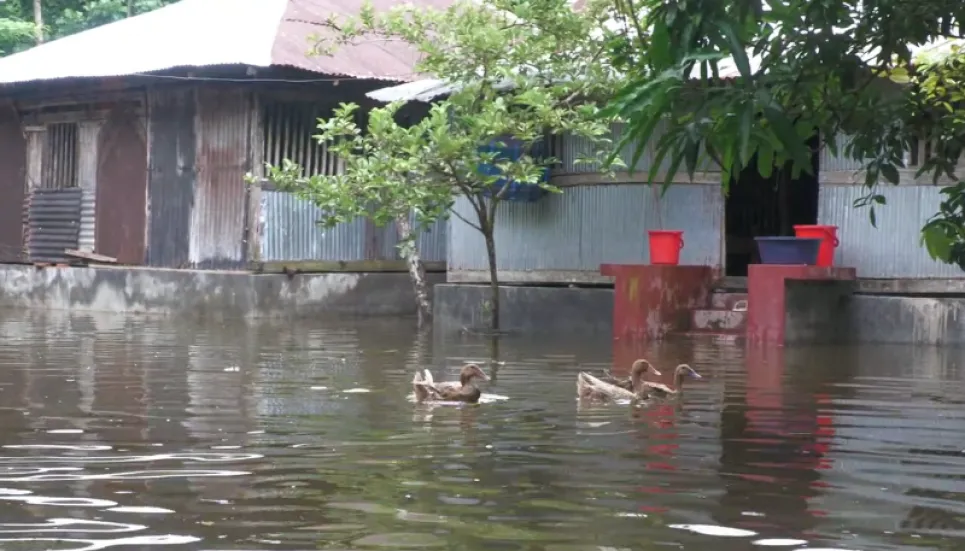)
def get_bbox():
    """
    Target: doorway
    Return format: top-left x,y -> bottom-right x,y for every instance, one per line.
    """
724,135 -> 820,276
